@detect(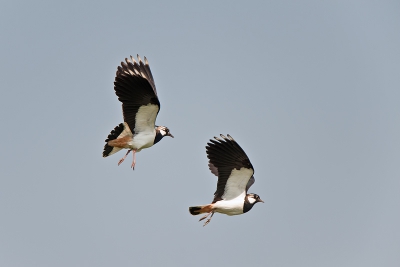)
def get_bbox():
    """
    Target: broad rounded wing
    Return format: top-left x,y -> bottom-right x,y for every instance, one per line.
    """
209,162 -> 256,193
206,134 -> 254,202
114,55 -> 160,135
